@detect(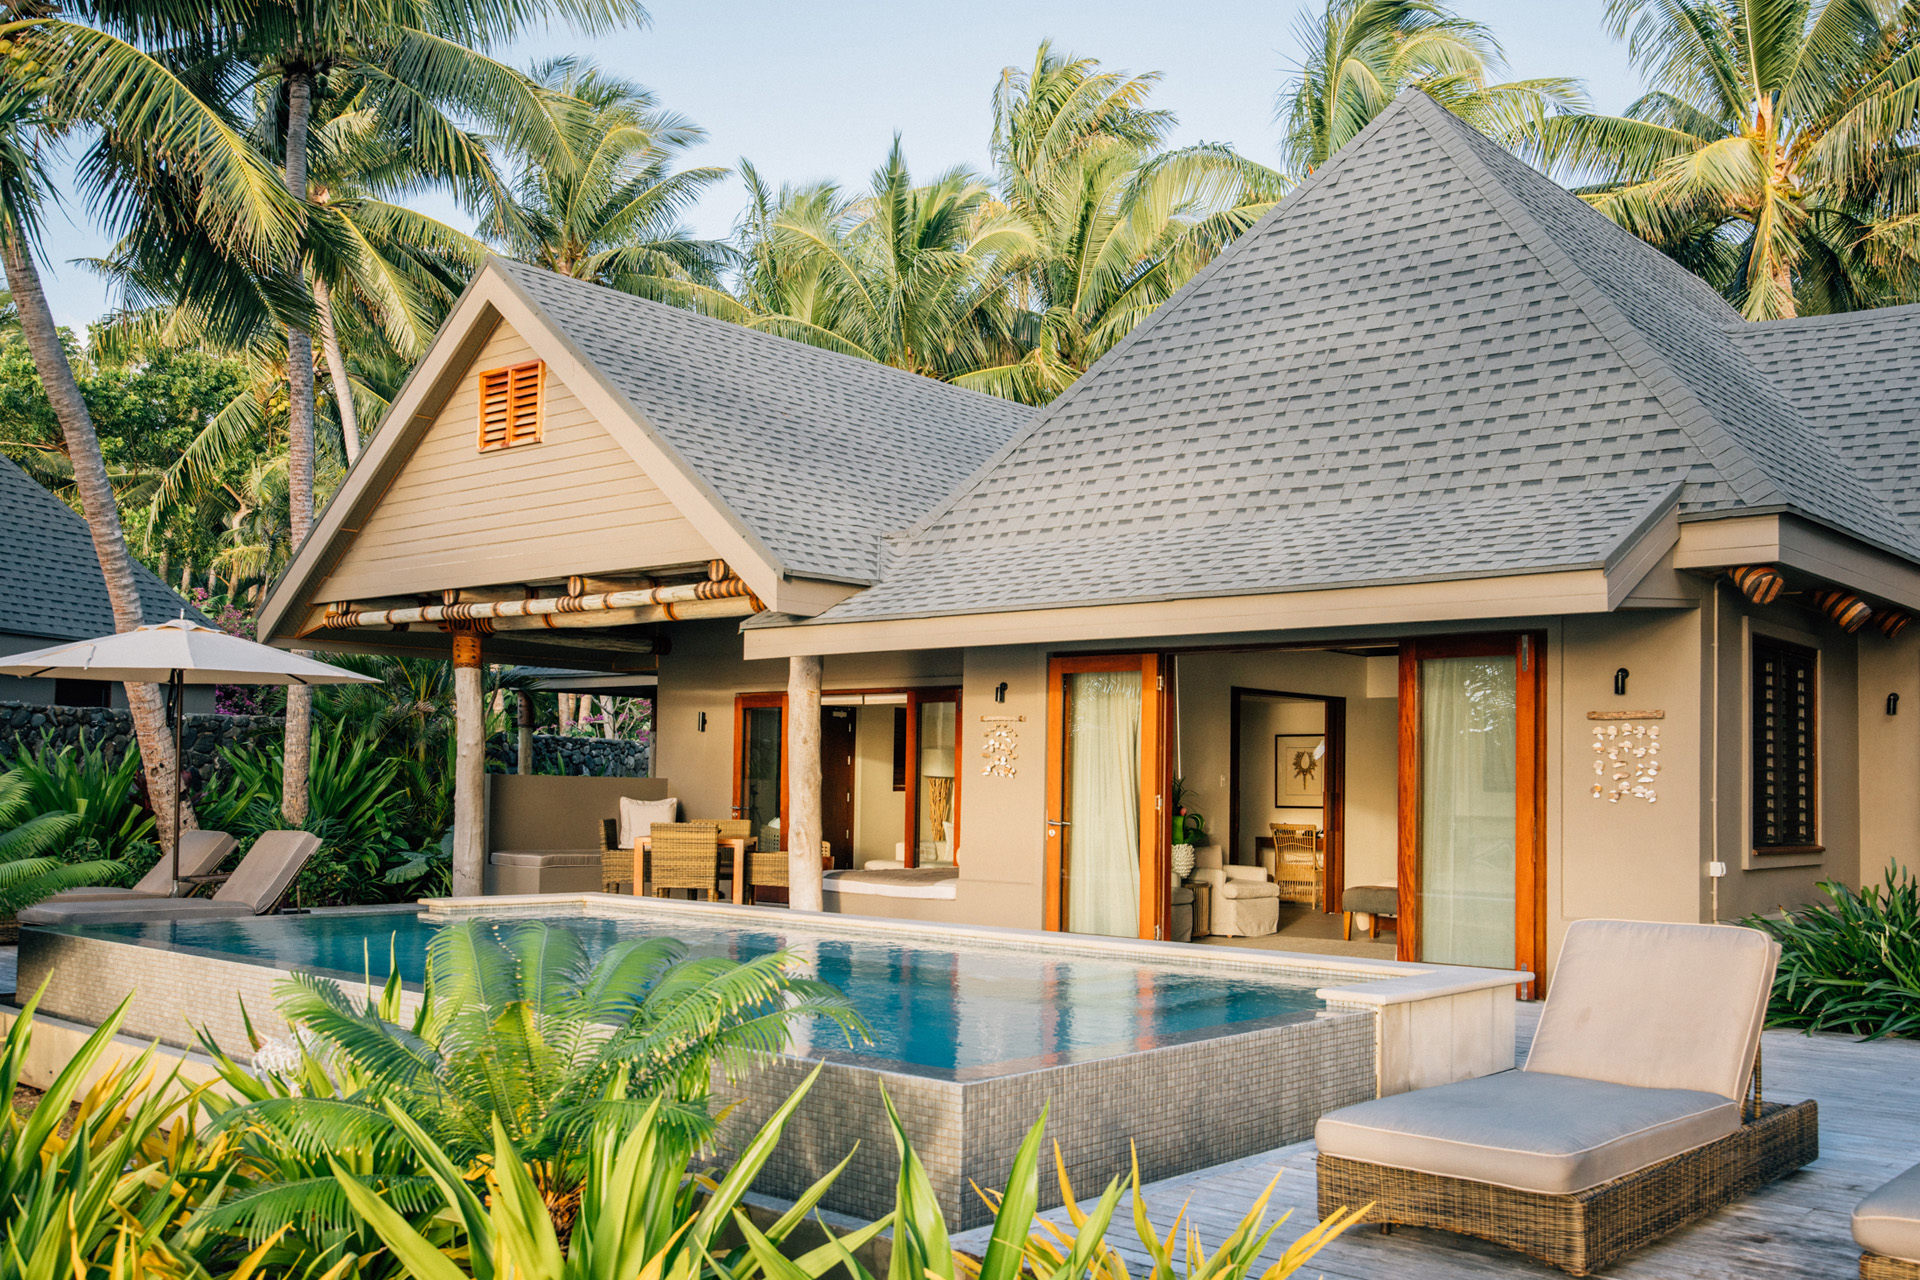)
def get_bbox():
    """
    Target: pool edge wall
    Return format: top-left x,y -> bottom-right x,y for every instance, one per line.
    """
715,1011 -> 1376,1231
